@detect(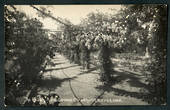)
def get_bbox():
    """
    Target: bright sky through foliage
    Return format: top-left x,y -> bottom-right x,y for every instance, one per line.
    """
14,5 -> 122,30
